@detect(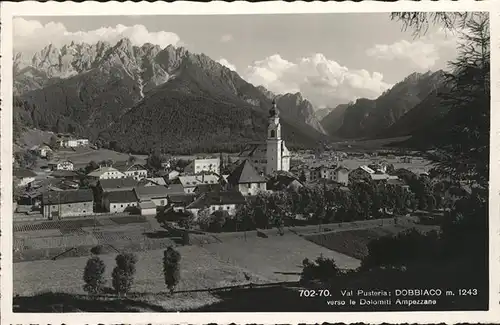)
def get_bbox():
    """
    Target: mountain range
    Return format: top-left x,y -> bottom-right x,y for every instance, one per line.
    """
13,38 -> 327,154
14,38 -> 449,153
330,71 -> 446,139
